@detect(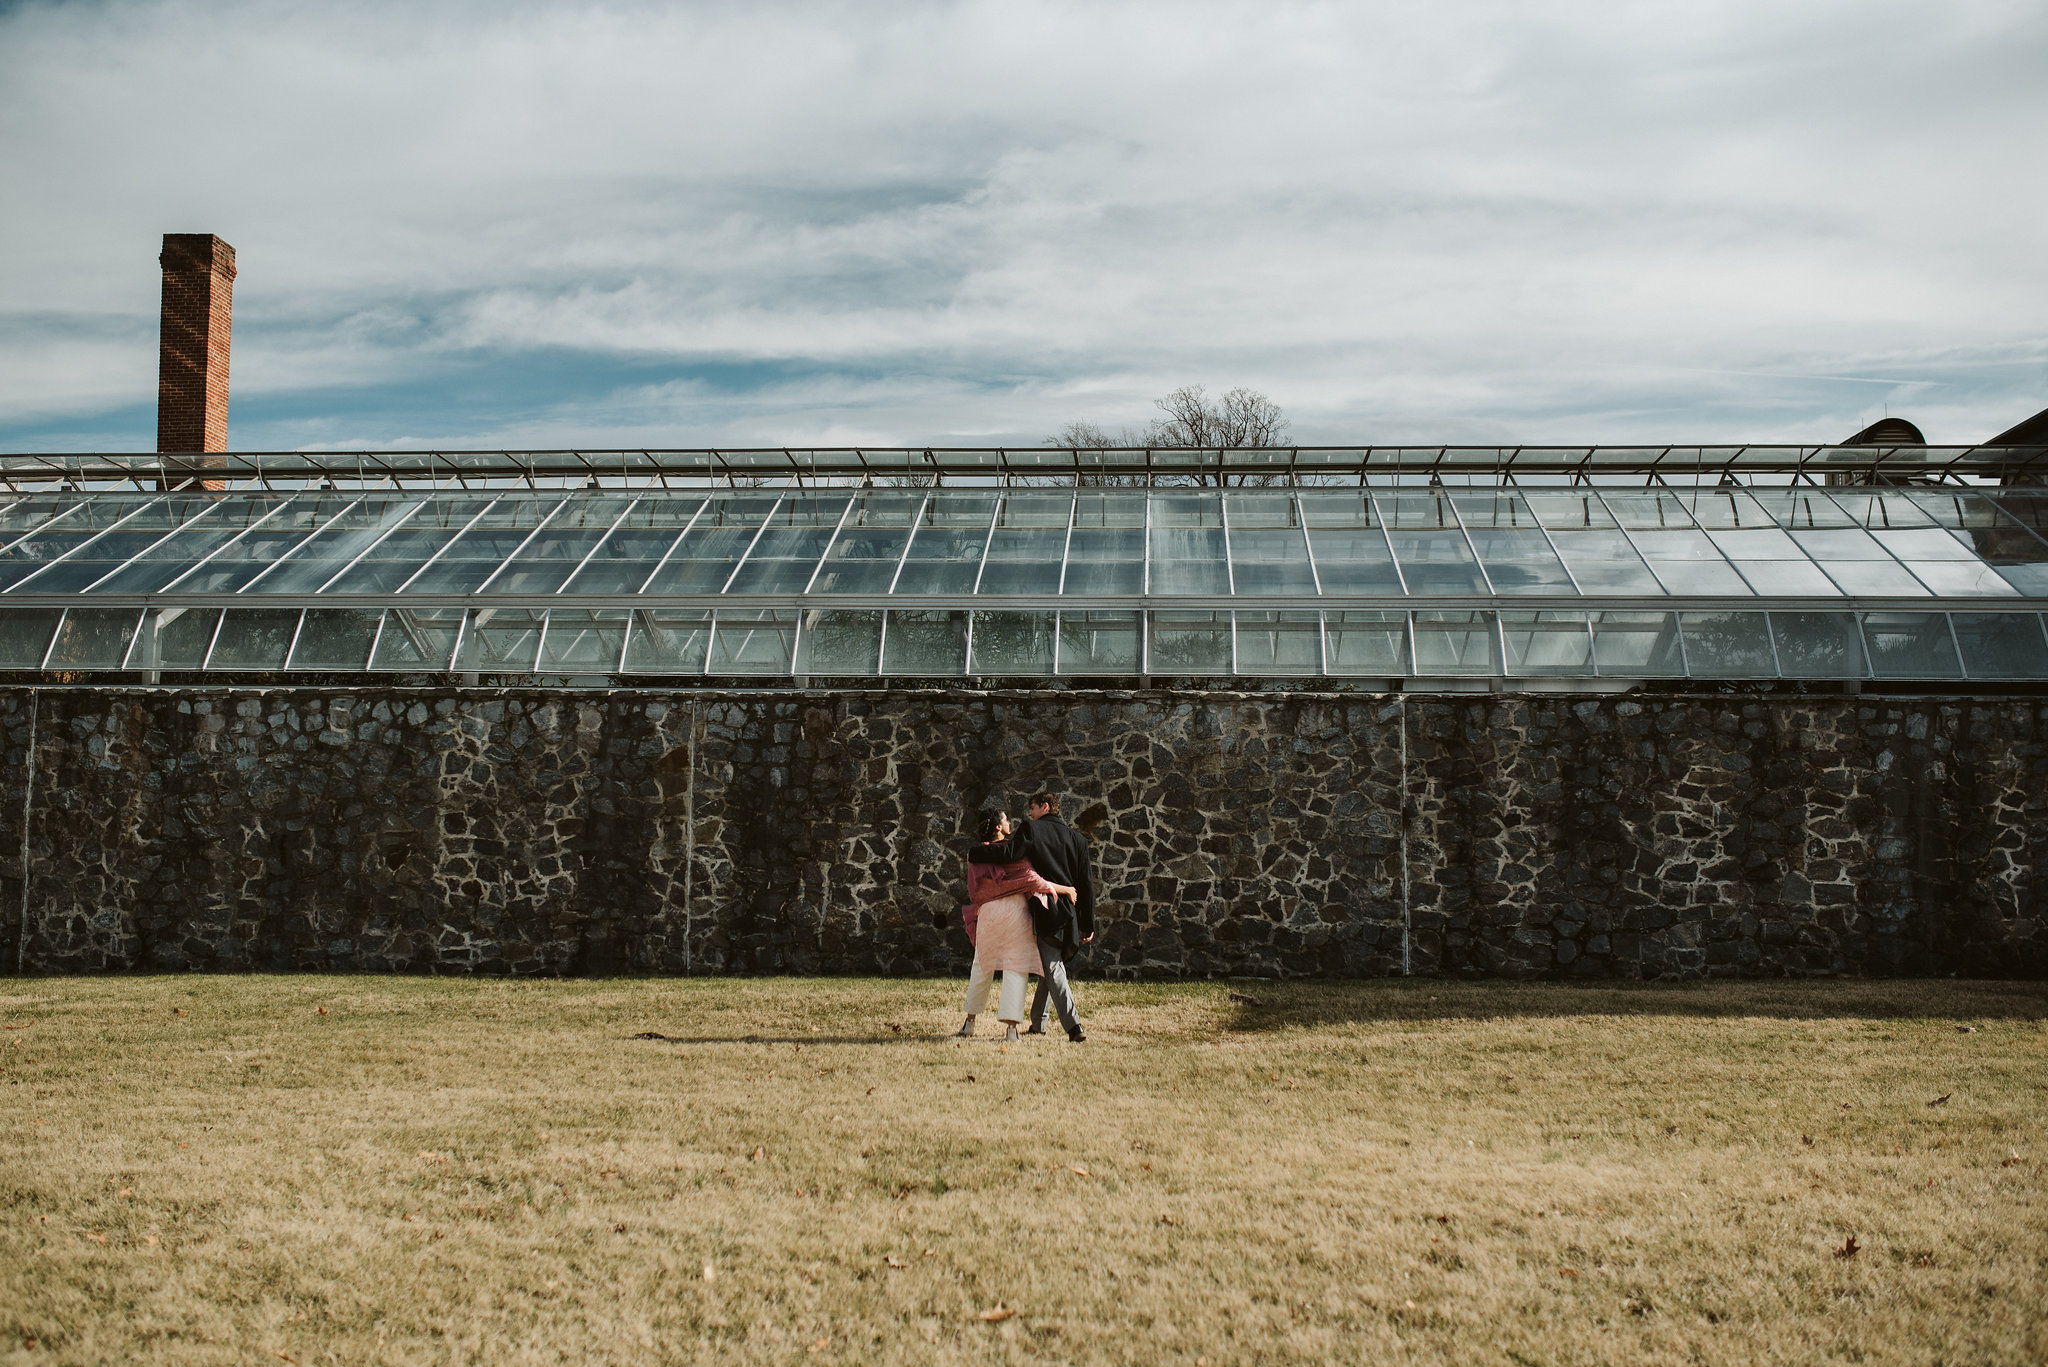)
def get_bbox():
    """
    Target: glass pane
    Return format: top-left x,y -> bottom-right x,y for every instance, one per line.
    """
622,610 -> 711,673
881,611 -> 967,674
1679,612 -> 1775,677
1058,611 -> 1139,673
812,522 -> 913,595
209,609 -> 302,669
1227,527 -> 1317,595
10,496 -> 224,594
1707,528 -> 1802,560
895,497 -> 997,596
1324,611 -> 1407,673
1873,527 -> 1975,561
1500,611 -> 1592,675
170,494 -> 359,593
1548,530 -> 1663,594
1674,489 -> 1774,530
0,608 -> 60,667
458,609 -> 545,673
1306,527 -> 1404,594
1591,492 -> 1684,530
323,497 -> 498,594
968,611 -> 1056,674
709,610 -> 798,674
1732,559 -> 1841,597
1149,611 -> 1232,672
1298,492 -> 1379,527
144,608 -> 221,669
0,498 -> 153,591
88,498 -> 290,595
1951,613 -> 2048,679
1827,490 -> 1937,529
1233,611 -> 1322,674
394,498 -> 567,595
979,527 -> 1067,595
1150,494 -> 1223,527
1590,611 -> 1685,676
539,610 -> 628,673
1464,527 -> 1575,595
1862,612 -> 1962,679
643,496 -> 782,594
485,496 -> 636,594
0,497 -> 84,545
1902,560 -> 2019,596
1148,526 -> 1230,594
1768,612 -> 1867,678
1061,526 -> 1145,594
1819,558 -> 1930,596
1223,494 -> 1301,528
796,610 -> 882,673
369,610 -> 463,671
1412,610 -> 1496,674
290,610 -> 382,669
559,499 -> 705,595
45,608 -> 142,669
1387,529 -> 1487,595
244,495 -> 429,594
1749,490 -> 1859,528
726,523 -> 843,595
